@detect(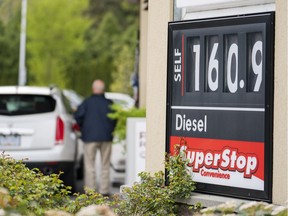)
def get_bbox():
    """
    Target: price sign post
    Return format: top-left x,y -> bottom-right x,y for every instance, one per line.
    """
166,13 -> 274,202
